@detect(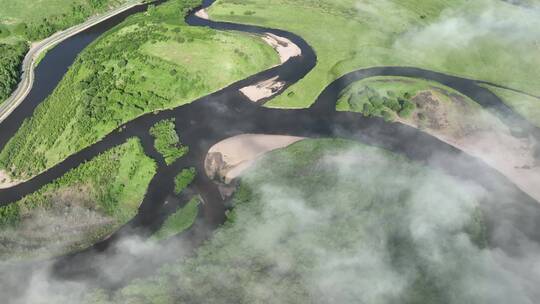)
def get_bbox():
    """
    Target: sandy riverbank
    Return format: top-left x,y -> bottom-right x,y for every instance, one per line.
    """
239,76 -> 286,102
239,33 -> 301,102
261,33 -> 301,64
205,134 -> 305,184
397,88 -> 540,202
0,170 -> 22,189
195,8 -> 209,19
199,6 -> 301,103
